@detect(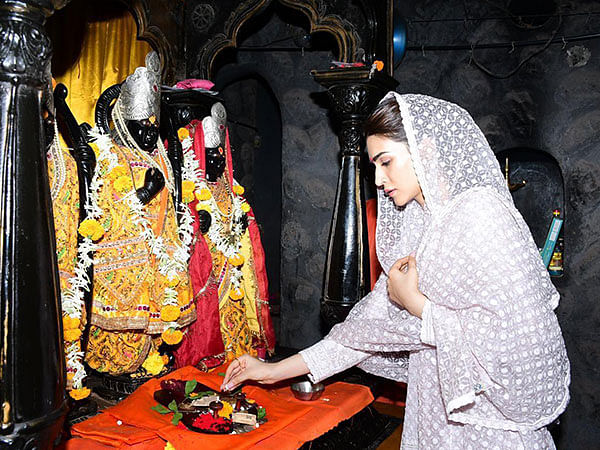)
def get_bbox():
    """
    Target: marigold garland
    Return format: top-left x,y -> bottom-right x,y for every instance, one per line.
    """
108,165 -> 128,180
142,352 -> 165,376
69,387 -> 91,401
160,304 -> 181,322
64,328 -> 82,342
63,315 -> 80,330
161,328 -> 183,345
196,188 -> 212,201
177,127 -> 190,141
78,218 -> 105,241
228,254 -> 245,267
179,123 -> 249,303
114,175 -> 134,194
60,126 -> 195,396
